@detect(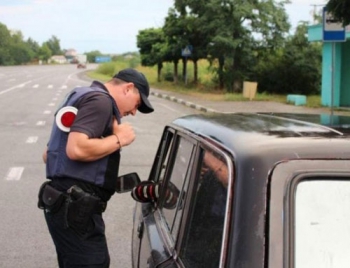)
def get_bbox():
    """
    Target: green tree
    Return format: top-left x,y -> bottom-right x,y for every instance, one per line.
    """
255,23 -> 322,95
26,38 -> 41,62
8,43 -> 33,65
43,35 -> 62,55
85,50 -> 103,63
163,8 -> 187,83
7,30 -> 34,64
172,2 -> 214,84
326,0 -> 350,26
137,28 -> 167,82
38,43 -> 52,62
174,0 -> 291,91
0,23 -> 12,65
